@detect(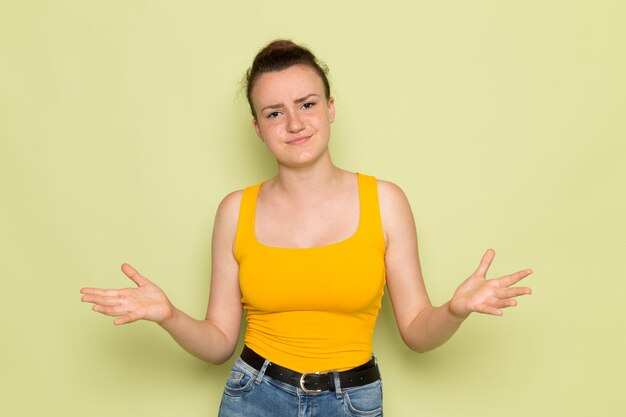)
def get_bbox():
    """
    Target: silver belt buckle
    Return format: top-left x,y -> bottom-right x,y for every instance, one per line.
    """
299,372 -> 322,393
